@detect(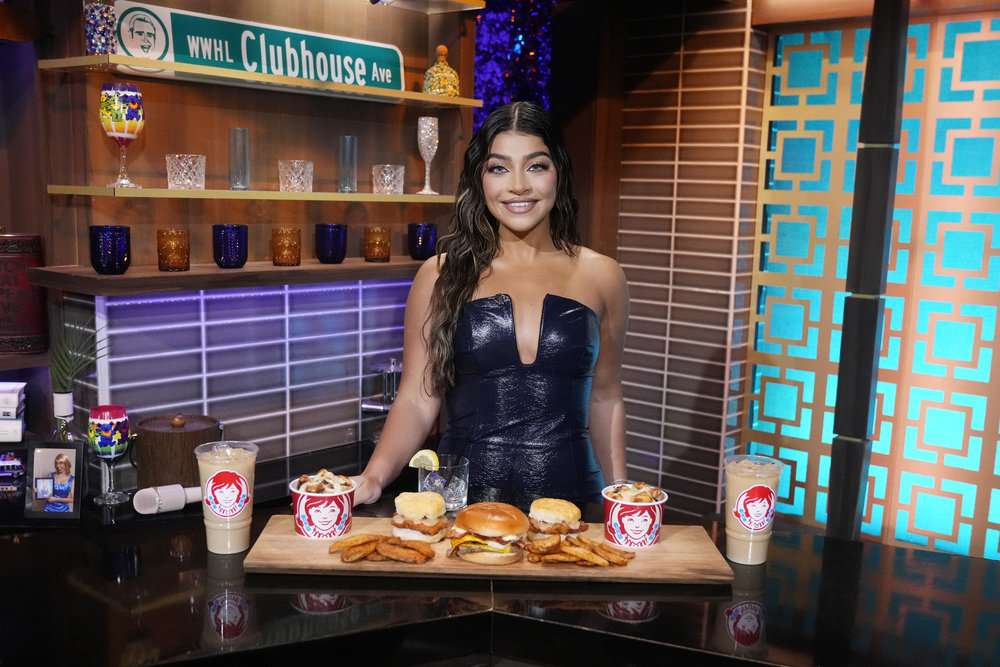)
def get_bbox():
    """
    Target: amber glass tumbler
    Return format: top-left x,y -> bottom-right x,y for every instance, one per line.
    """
156,228 -> 189,271
363,225 -> 390,262
271,226 -> 301,266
